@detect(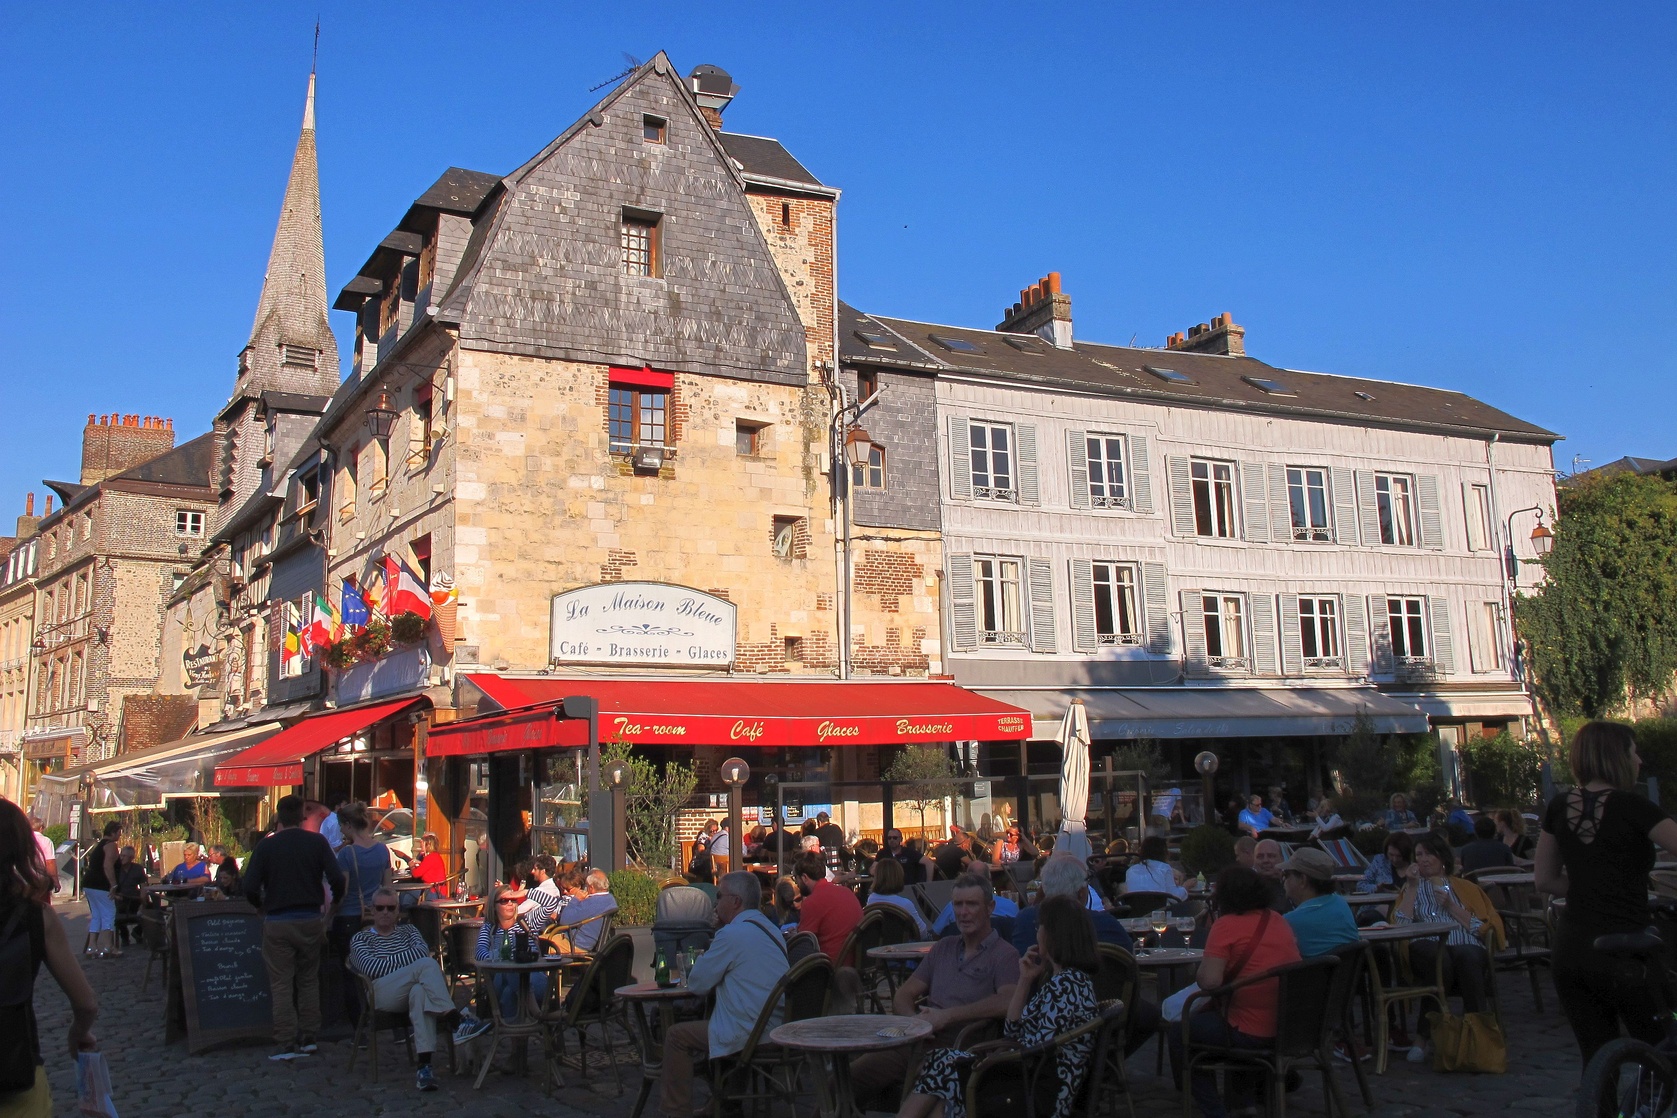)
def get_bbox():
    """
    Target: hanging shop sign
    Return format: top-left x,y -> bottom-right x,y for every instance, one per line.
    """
183,644 -> 223,689
549,582 -> 737,668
